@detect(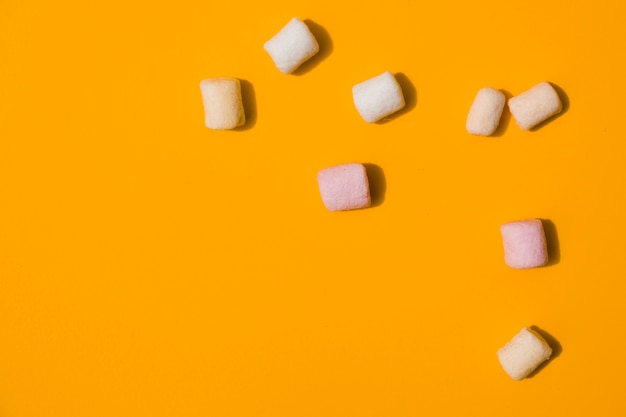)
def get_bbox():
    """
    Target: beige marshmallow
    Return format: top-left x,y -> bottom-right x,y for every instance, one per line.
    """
497,327 -> 552,380
466,87 -> 505,136
508,82 -> 562,130
200,78 -> 245,130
